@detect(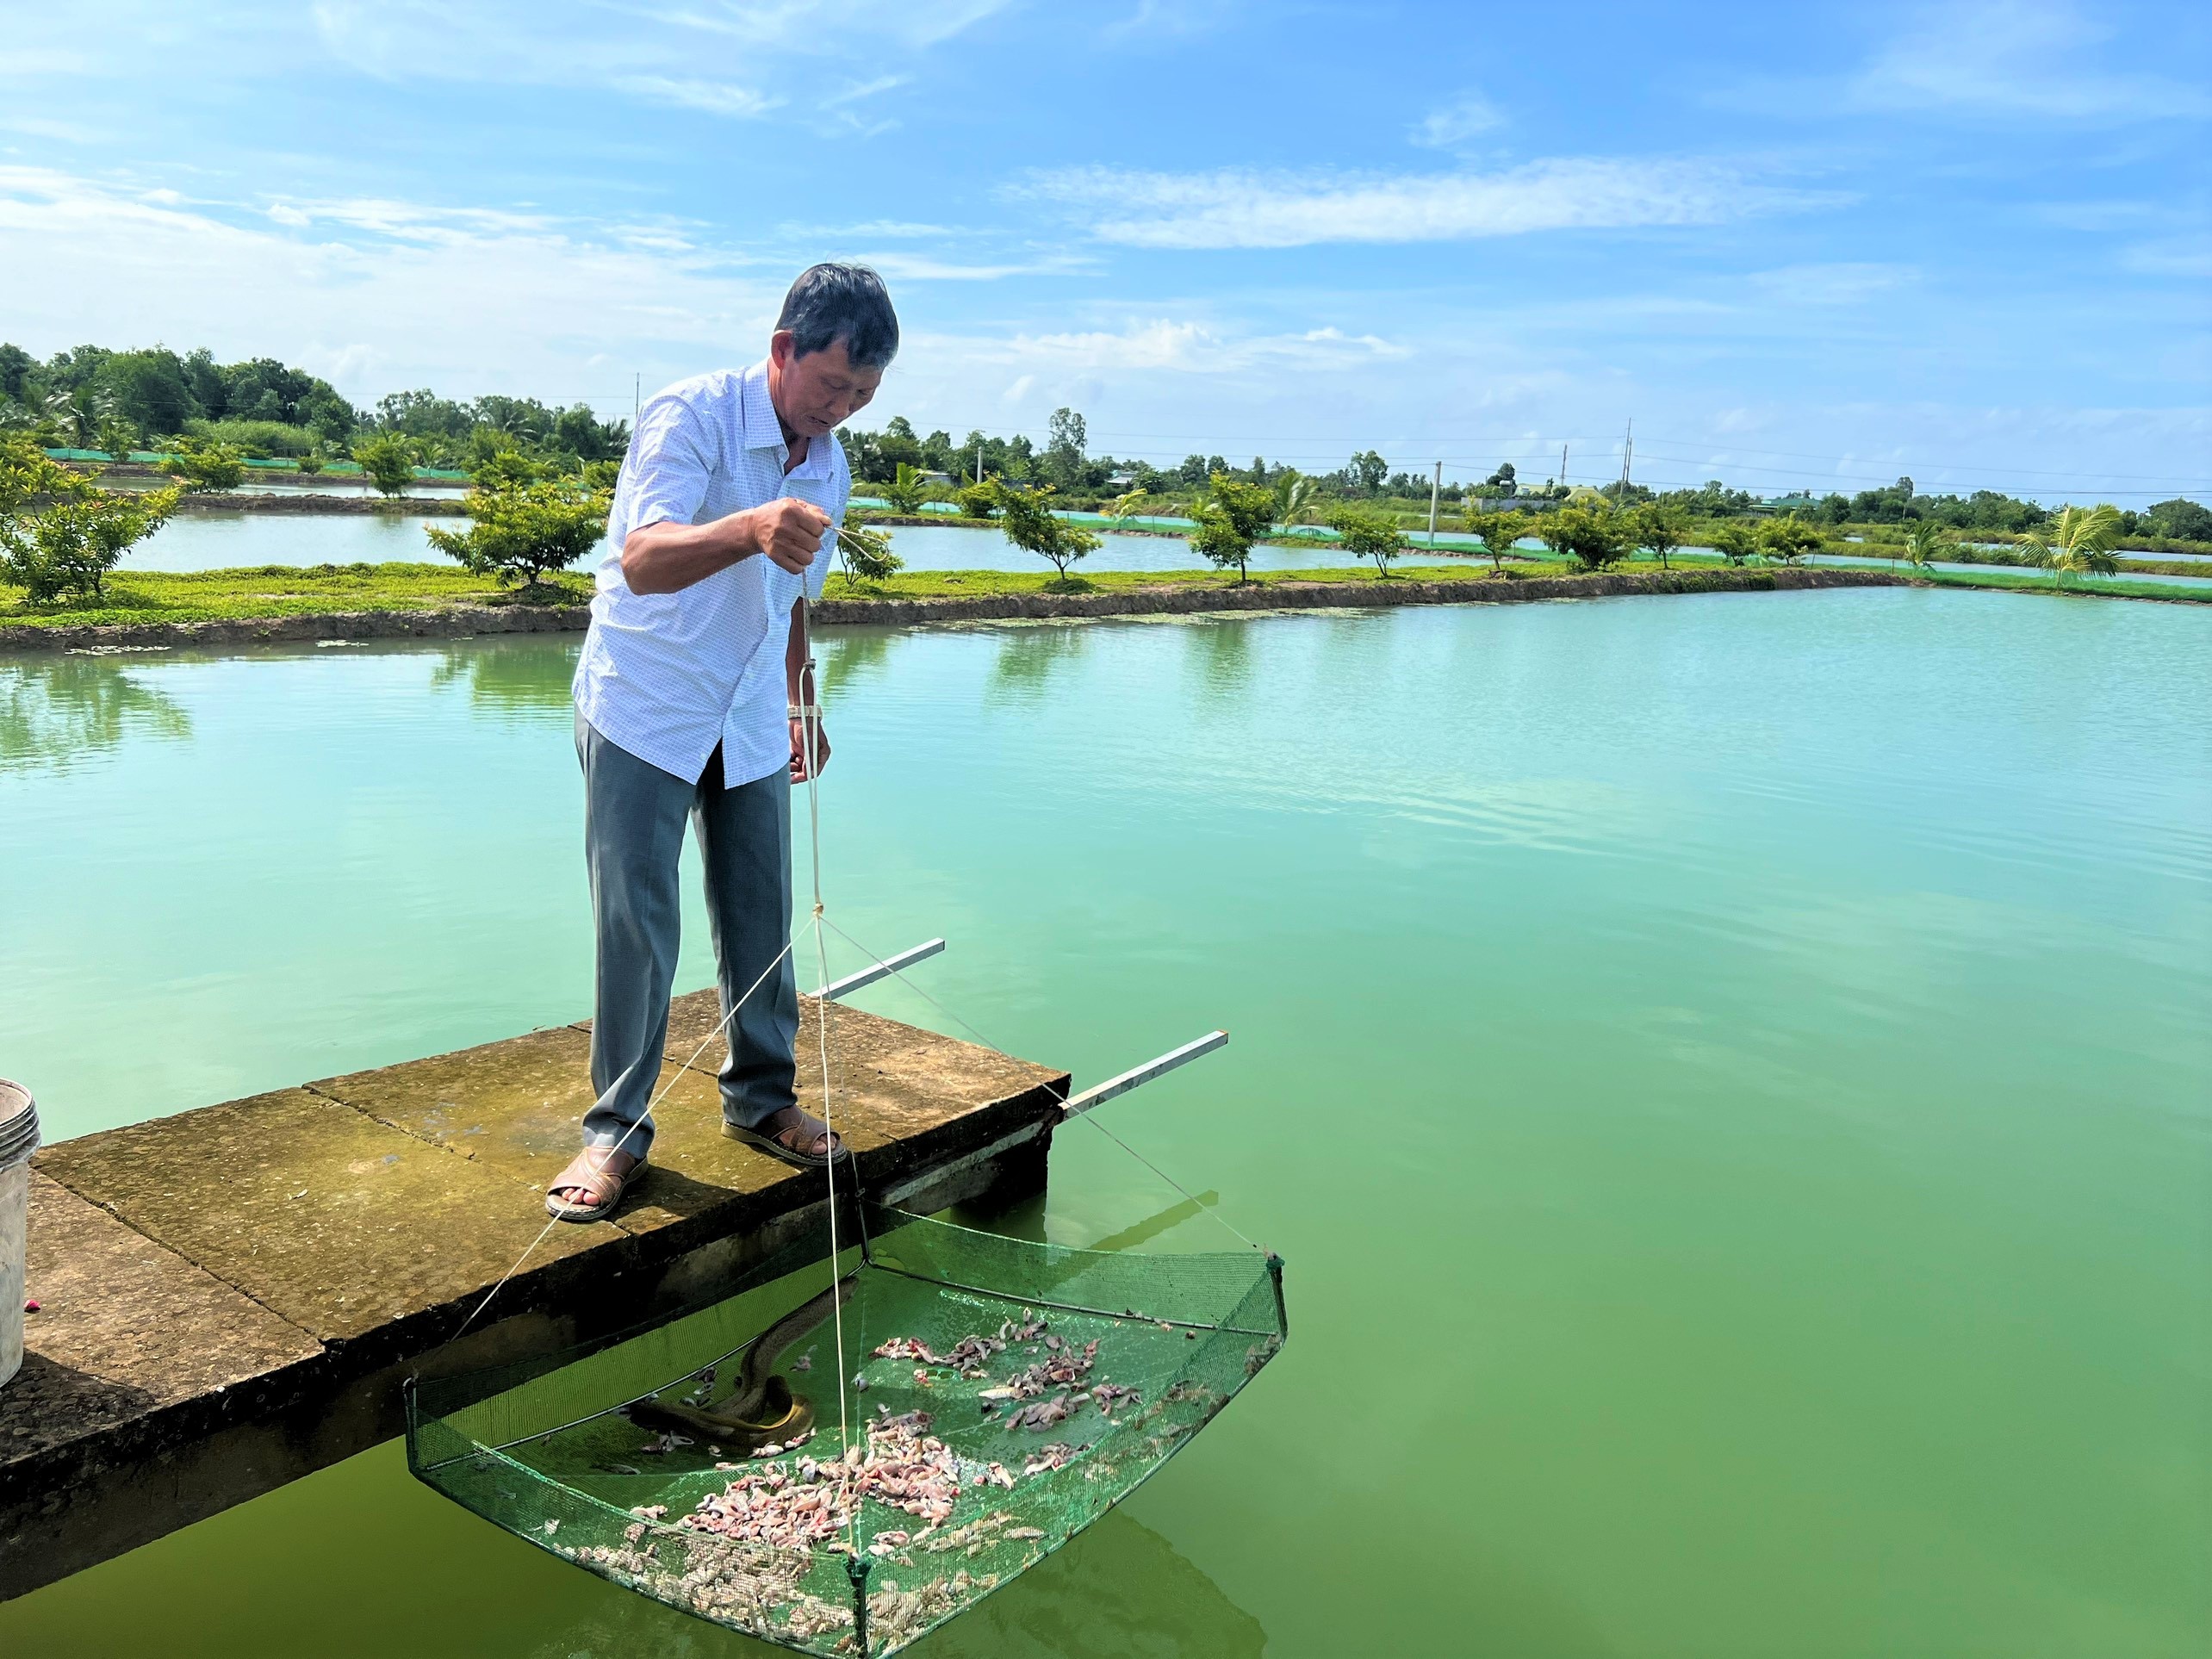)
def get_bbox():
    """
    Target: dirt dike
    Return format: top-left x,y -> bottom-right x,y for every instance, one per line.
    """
0,568 -> 1900,656
168,492 -> 471,514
